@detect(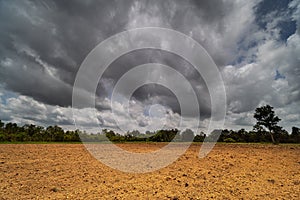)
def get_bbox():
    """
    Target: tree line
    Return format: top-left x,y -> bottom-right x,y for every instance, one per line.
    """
0,121 -> 299,143
0,121 -> 81,142
0,105 -> 299,143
